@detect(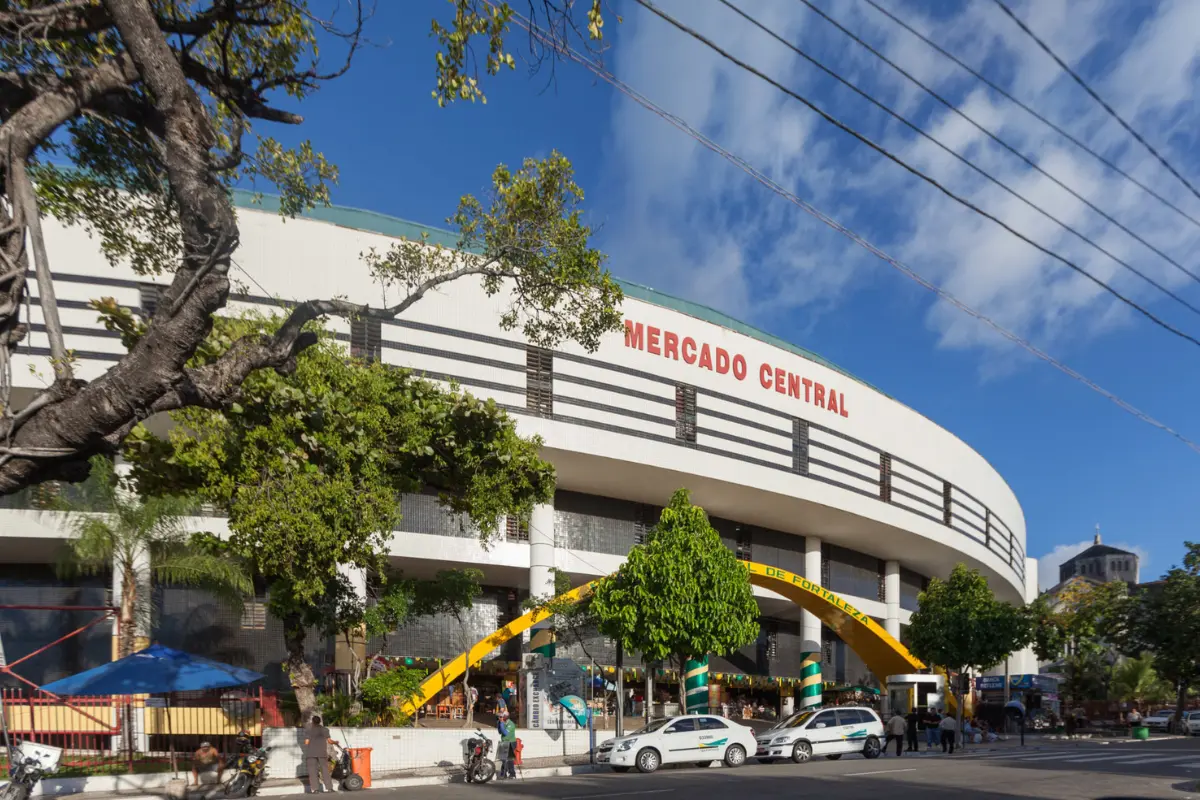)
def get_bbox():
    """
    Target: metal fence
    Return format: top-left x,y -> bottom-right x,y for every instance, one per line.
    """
0,687 -> 281,776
